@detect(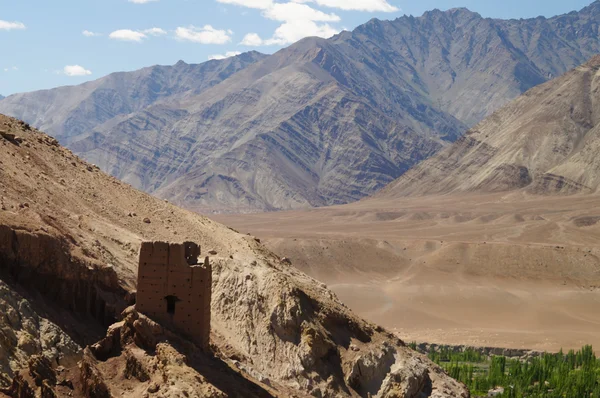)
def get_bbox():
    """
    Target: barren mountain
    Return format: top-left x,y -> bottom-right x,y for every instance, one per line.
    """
68,37 -> 464,213
2,3 -> 600,213
355,1 -> 600,126
215,55 -> 600,353
380,55 -> 600,197
0,114 -> 468,397
0,52 -> 266,145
